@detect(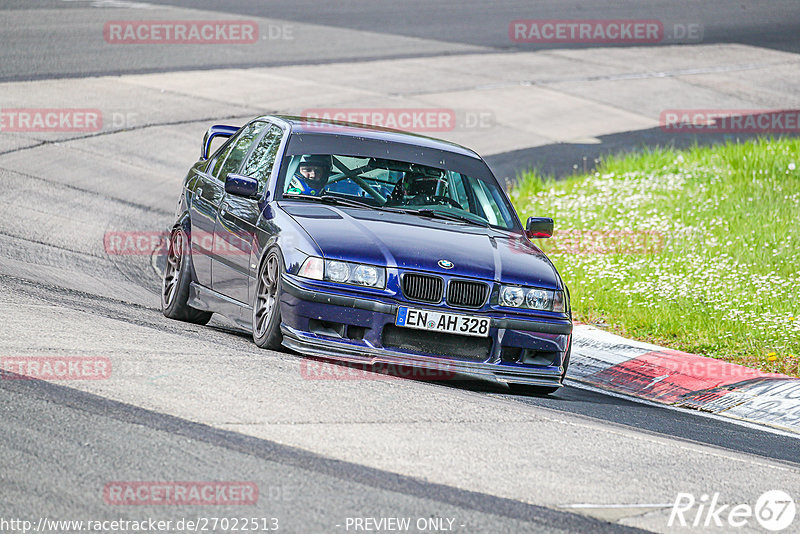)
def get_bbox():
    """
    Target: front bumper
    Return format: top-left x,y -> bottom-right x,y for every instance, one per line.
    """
280,274 -> 572,387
